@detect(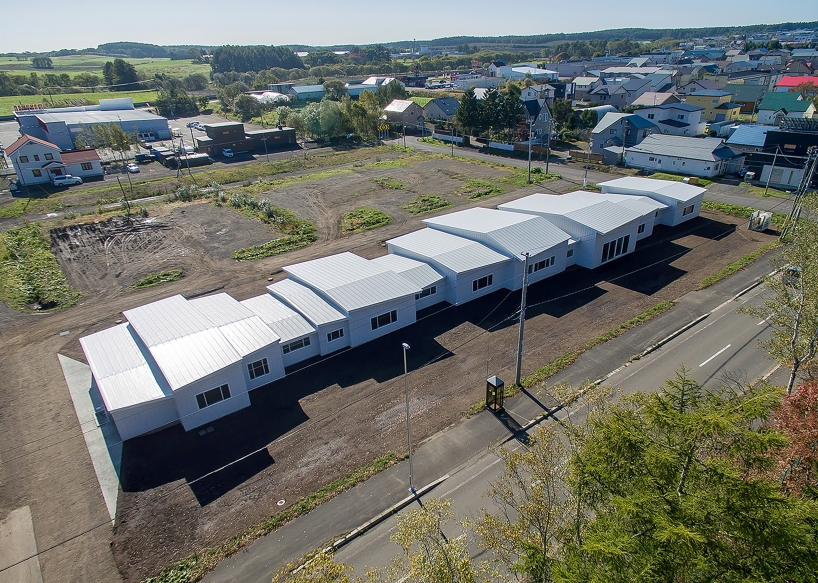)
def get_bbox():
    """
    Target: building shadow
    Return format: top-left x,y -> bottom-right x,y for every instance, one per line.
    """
188,449 -> 275,506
